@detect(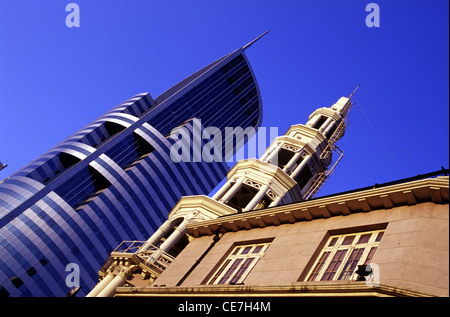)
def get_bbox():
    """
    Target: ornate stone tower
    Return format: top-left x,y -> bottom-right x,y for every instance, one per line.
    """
86,92 -> 356,297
